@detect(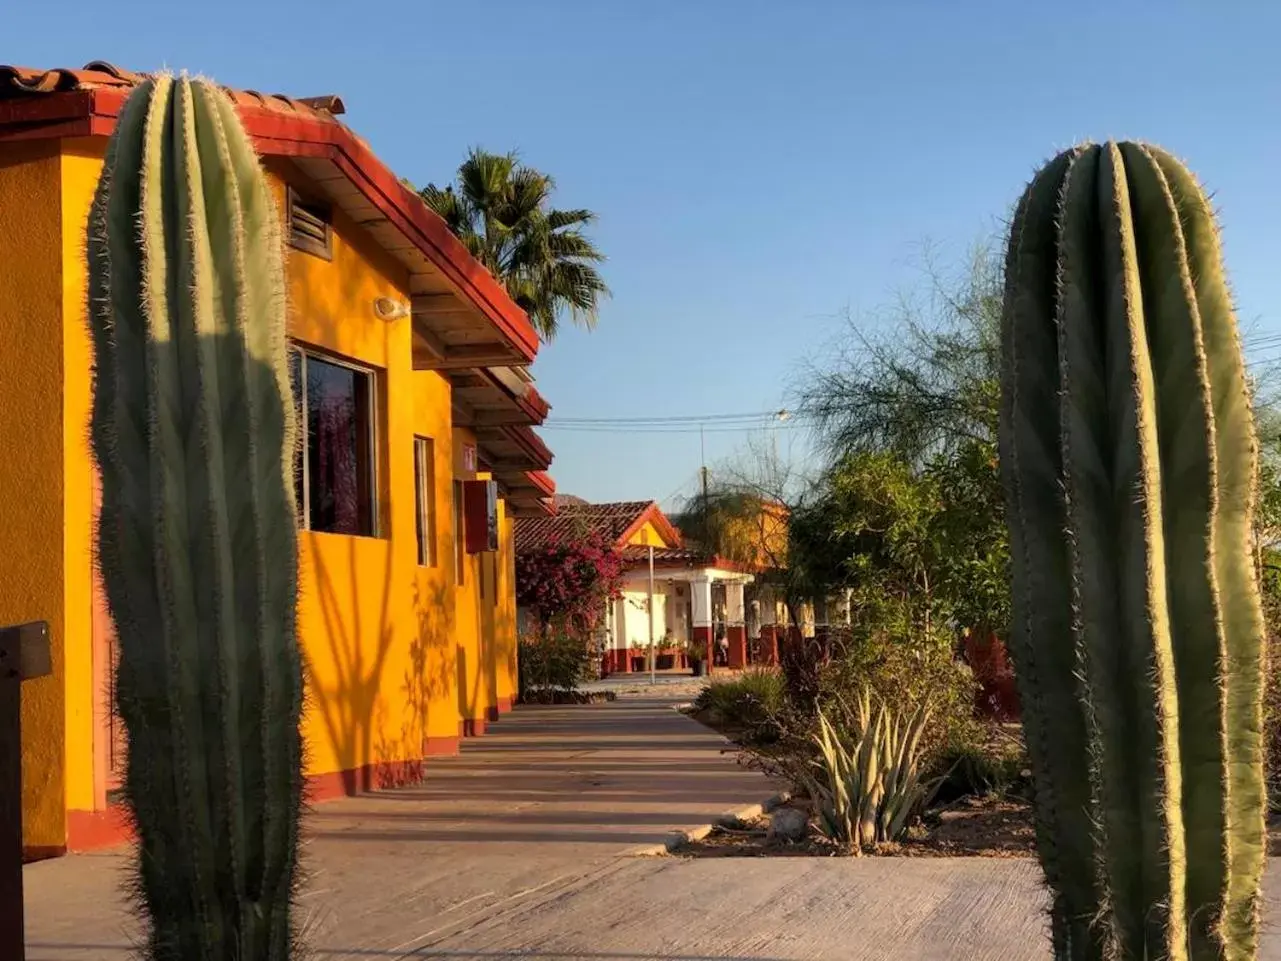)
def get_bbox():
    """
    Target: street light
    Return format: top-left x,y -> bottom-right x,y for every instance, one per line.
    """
647,542 -> 656,684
